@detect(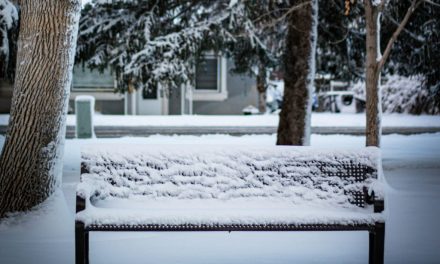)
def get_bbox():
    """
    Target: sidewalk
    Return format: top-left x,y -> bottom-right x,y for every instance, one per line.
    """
1,113 -> 439,137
